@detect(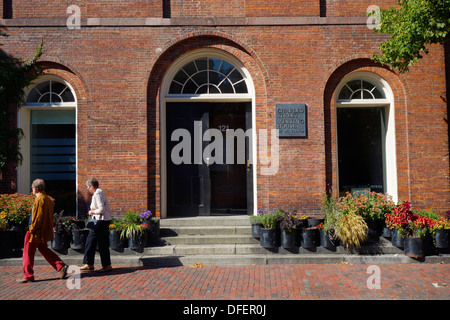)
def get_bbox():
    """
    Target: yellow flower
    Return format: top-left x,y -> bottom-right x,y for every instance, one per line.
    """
0,211 -> 6,219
